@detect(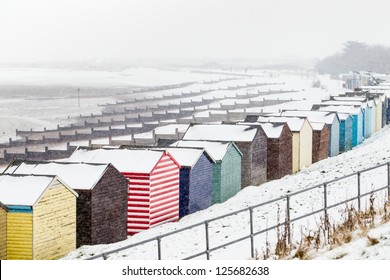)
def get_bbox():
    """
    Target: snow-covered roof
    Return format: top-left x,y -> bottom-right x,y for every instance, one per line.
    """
171,140 -> 240,162
336,113 -> 351,121
259,123 -> 285,138
332,96 -> 367,102
280,110 -> 338,124
66,148 -> 167,173
7,162 -> 109,190
256,116 -> 308,132
164,148 -> 205,168
318,105 -> 361,115
0,174 -> 56,206
310,122 -> 326,131
183,124 -> 259,142
320,100 -> 367,108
